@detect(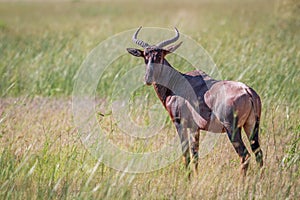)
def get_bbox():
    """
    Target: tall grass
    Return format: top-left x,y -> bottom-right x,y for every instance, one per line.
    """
0,0 -> 299,199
